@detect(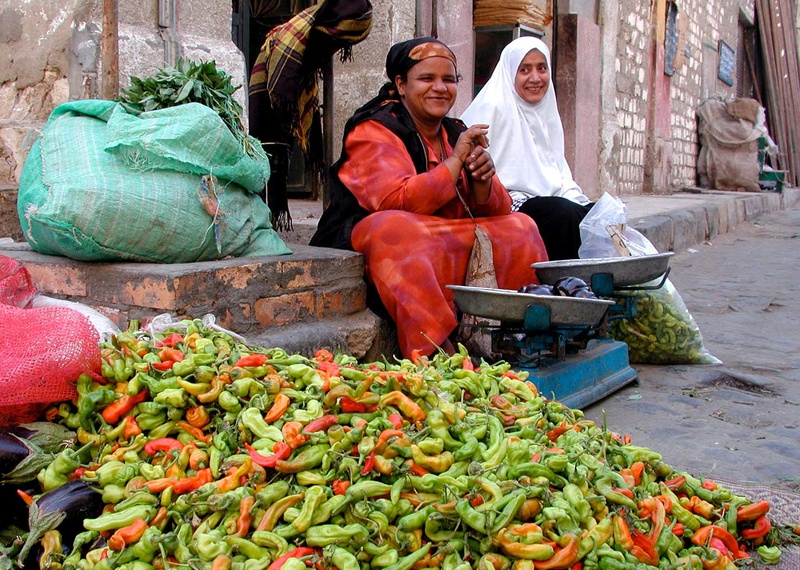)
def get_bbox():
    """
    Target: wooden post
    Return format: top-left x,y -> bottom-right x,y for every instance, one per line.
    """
322,55 -> 334,206
102,0 -> 119,100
